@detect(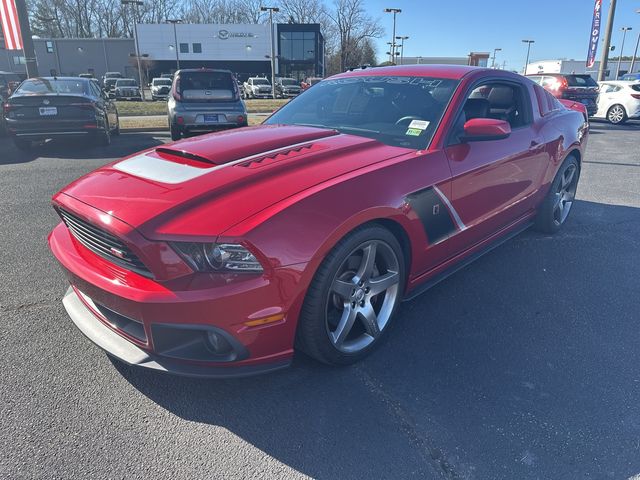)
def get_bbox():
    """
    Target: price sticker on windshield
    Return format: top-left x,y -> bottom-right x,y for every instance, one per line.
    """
408,120 -> 429,130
